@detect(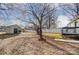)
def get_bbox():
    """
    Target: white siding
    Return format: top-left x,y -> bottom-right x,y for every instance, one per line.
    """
6,25 -> 21,34
42,28 -> 61,33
